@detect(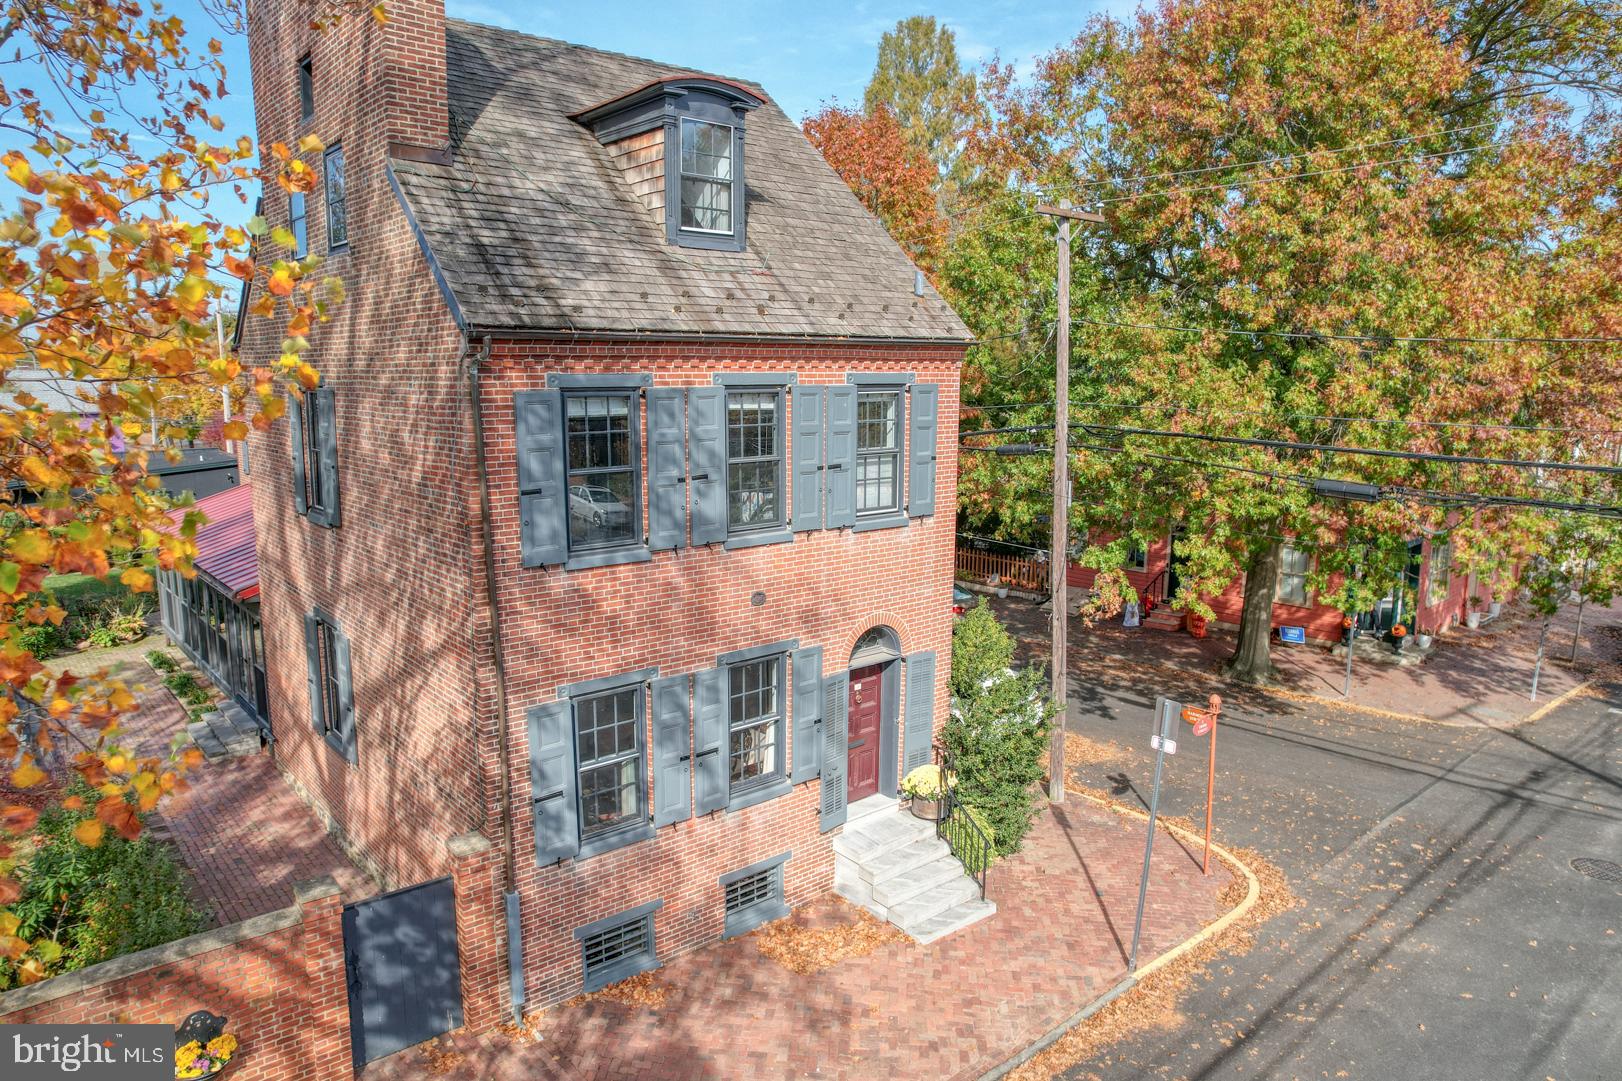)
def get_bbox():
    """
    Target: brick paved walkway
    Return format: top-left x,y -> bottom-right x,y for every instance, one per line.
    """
112,640 -> 376,924
994,595 -> 1620,726
364,798 -> 1232,1081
